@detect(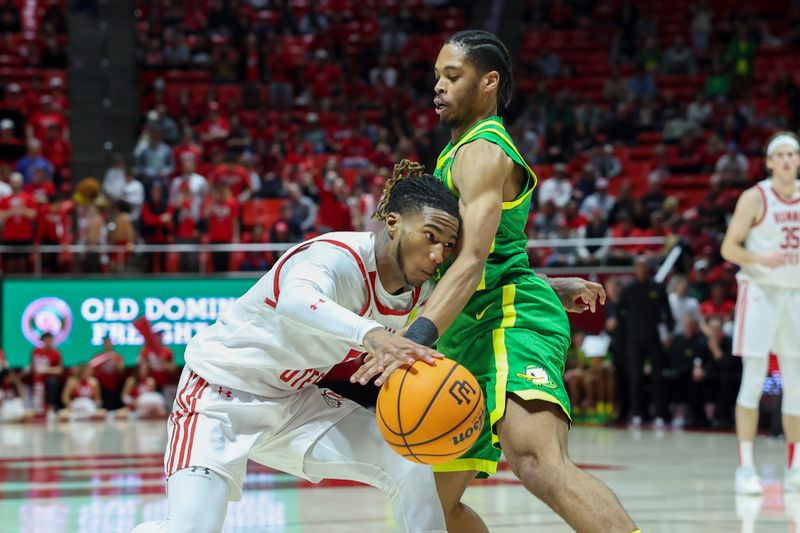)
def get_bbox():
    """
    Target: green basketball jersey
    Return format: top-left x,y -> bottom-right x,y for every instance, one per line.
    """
433,115 -> 537,290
